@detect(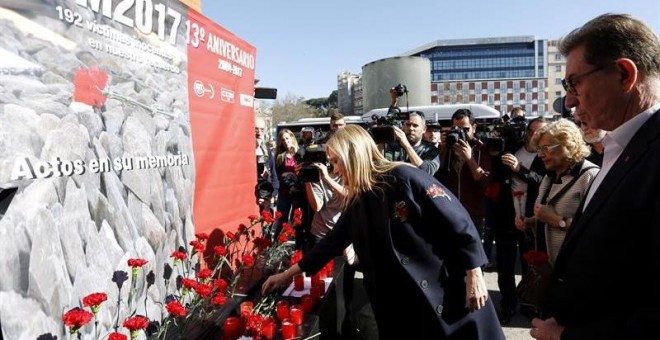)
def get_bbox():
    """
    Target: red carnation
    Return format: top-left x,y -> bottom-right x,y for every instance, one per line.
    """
523,250 -> 549,268
127,258 -> 148,268
62,308 -> 93,332
213,278 -> 228,292
195,283 -> 213,298
211,293 -> 227,306
195,232 -> 209,241
108,332 -> 128,340
189,240 -> 205,252
274,211 -> 283,219
197,268 -> 212,280
82,292 -> 107,314
170,251 -> 187,261
293,208 -> 303,219
165,301 -> 187,318
214,245 -> 228,257
241,254 -> 255,267
248,214 -> 259,222
123,316 -> 149,337
291,250 -> 303,266
181,278 -> 198,290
